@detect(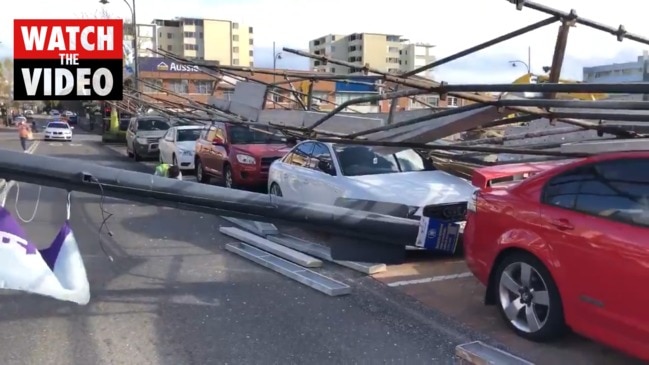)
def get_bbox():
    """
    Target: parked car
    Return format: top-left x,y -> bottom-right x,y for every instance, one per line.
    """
43,121 -> 73,141
125,116 -> 171,161
194,122 -> 290,189
463,151 -> 649,361
159,125 -> 203,170
50,109 -> 60,116
268,141 -> 476,218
